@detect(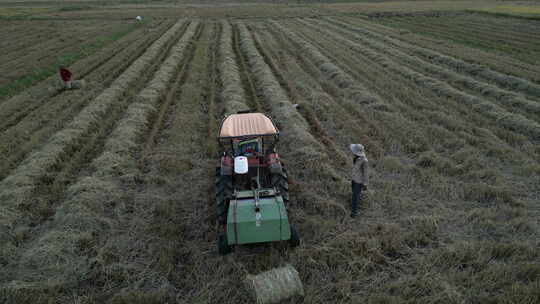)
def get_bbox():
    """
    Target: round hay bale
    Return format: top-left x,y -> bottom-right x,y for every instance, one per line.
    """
245,264 -> 304,304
